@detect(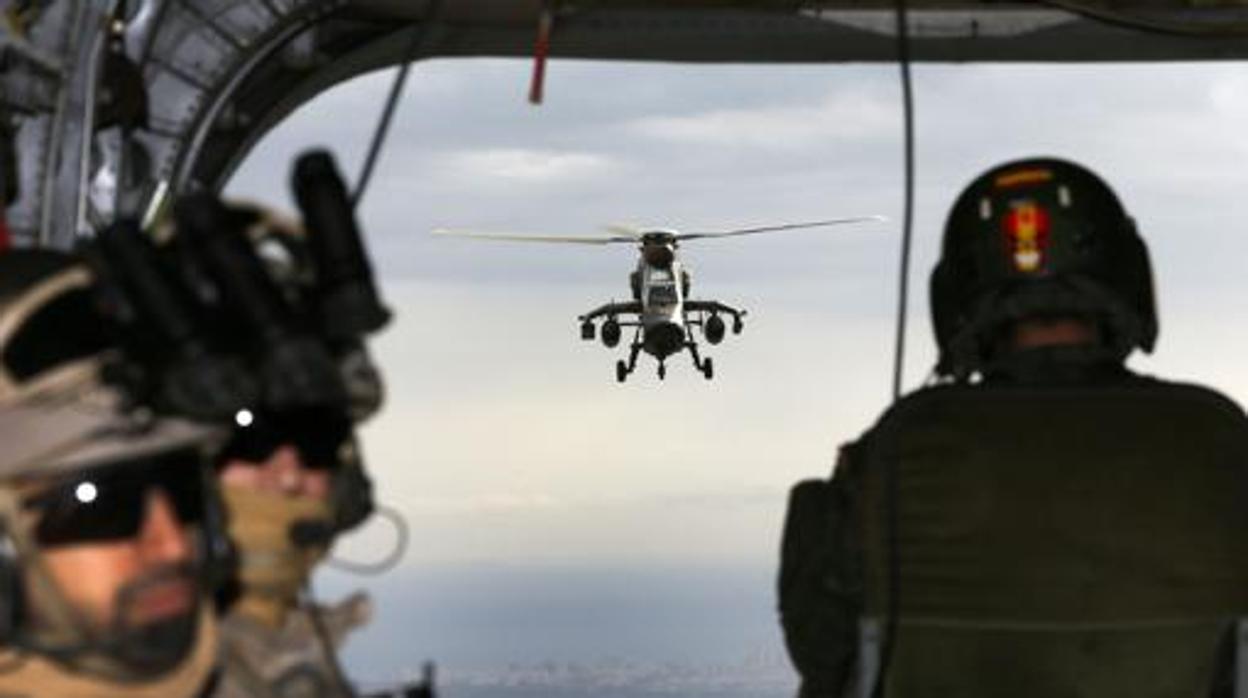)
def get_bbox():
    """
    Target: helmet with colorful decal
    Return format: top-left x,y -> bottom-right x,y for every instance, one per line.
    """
930,157 -> 1158,379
